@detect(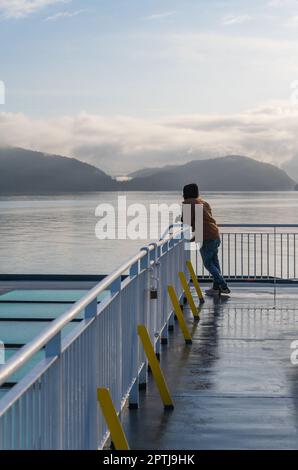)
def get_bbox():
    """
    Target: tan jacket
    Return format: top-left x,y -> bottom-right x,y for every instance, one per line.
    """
182,197 -> 220,241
